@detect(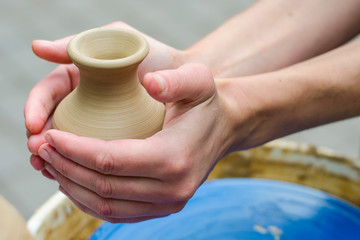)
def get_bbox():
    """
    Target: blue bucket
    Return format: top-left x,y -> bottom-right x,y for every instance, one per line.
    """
28,140 -> 360,239
90,178 -> 360,240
